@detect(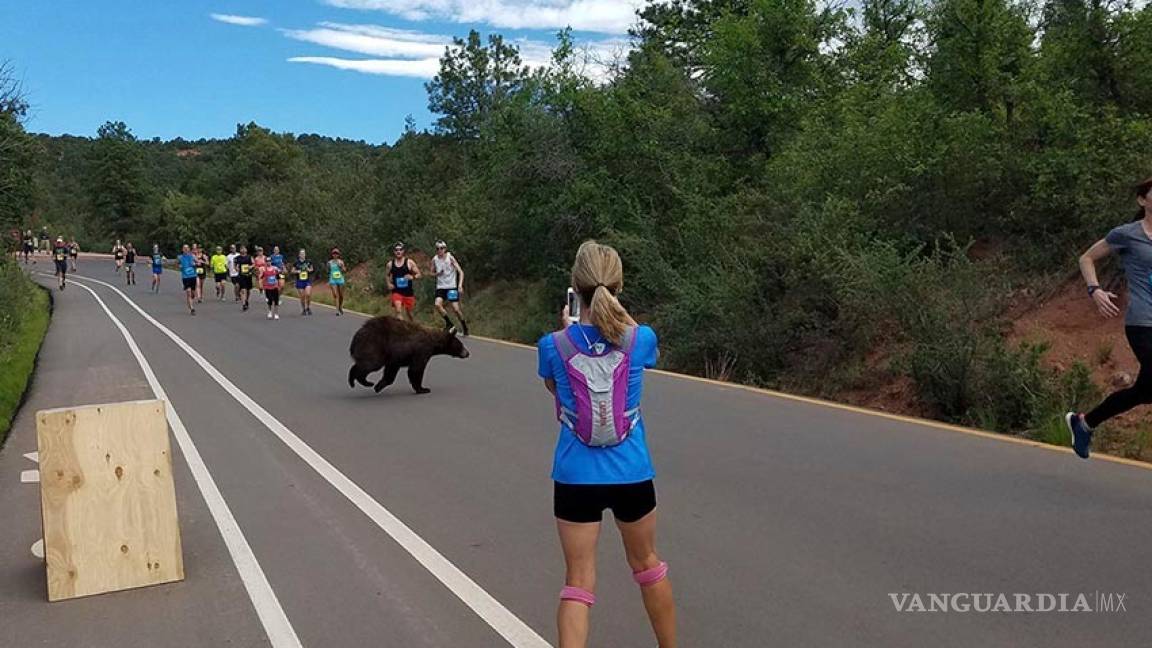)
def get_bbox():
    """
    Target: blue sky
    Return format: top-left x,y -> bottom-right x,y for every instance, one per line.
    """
1,1 -> 639,144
